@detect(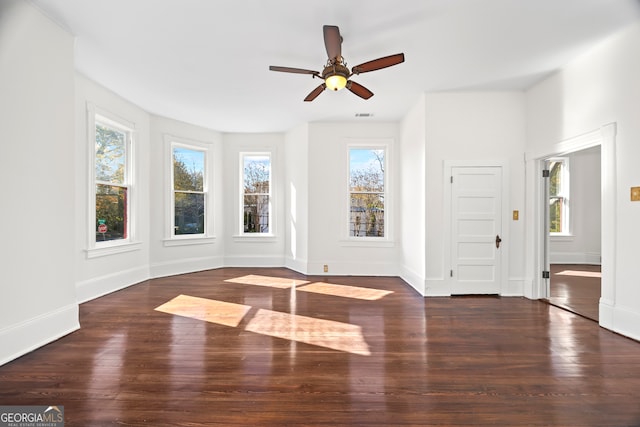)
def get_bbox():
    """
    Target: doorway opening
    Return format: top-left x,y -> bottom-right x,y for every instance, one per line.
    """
543,146 -> 601,321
